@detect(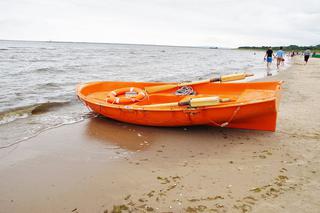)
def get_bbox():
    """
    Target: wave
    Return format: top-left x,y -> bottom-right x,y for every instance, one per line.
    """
31,101 -> 70,114
0,101 -> 71,125
29,59 -> 58,62
39,48 -> 56,50
32,67 -> 58,72
0,111 -> 97,150
36,82 -> 61,89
